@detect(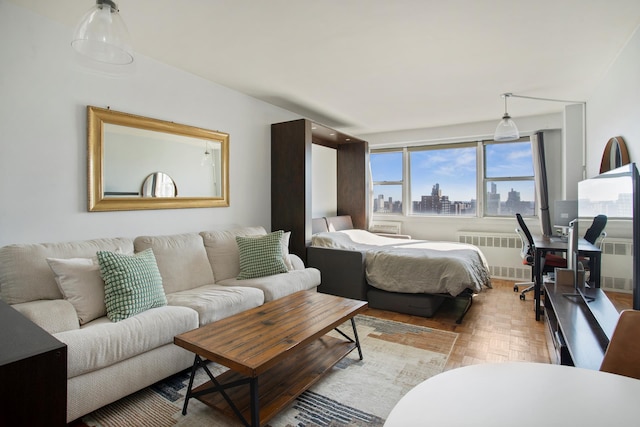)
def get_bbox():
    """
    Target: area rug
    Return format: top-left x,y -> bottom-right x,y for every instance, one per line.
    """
78,315 -> 457,427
